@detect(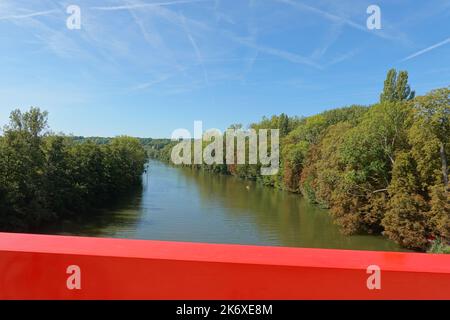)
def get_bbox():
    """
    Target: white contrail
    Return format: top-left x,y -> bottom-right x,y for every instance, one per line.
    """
92,0 -> 210,11
180,13 -> 210,86
402,37 -> 450,62
276,0 -> 367,32
0,9 -> 58,20
275,0 -> 404,42
132,73 -> 174,90
229,34 -> 322,69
